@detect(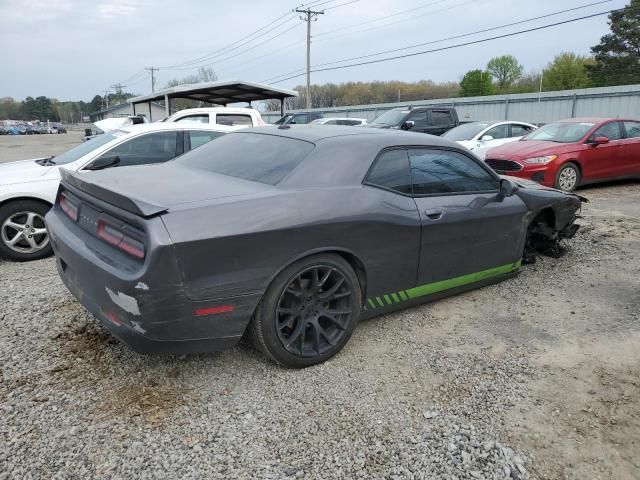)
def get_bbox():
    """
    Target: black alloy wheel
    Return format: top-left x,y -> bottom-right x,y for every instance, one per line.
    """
250,253 -> 361,368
